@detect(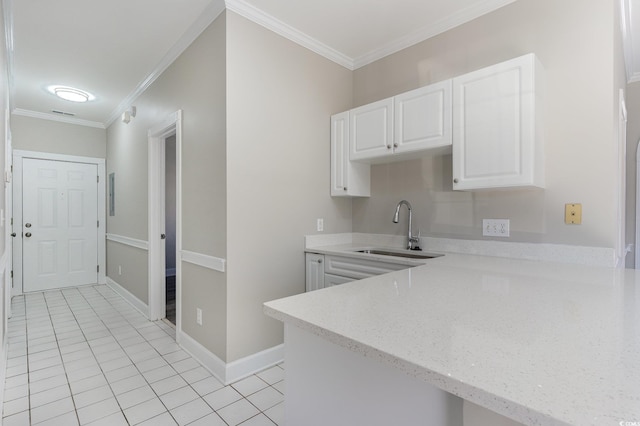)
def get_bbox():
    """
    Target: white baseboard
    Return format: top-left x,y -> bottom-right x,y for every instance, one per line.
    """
106,277 -> 149,318
226,343 -> 284,383
177,330 -> 226,383
177,329 -> 284,385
